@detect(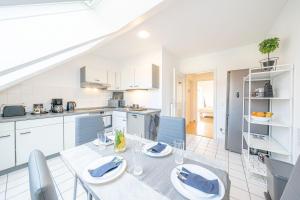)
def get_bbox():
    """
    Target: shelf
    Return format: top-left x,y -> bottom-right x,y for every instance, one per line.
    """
243,132 -> 289,155
244,97 -> 290,100
245,69 -> 290,81
244,115 -> 290,128
242,150 -> 267,176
